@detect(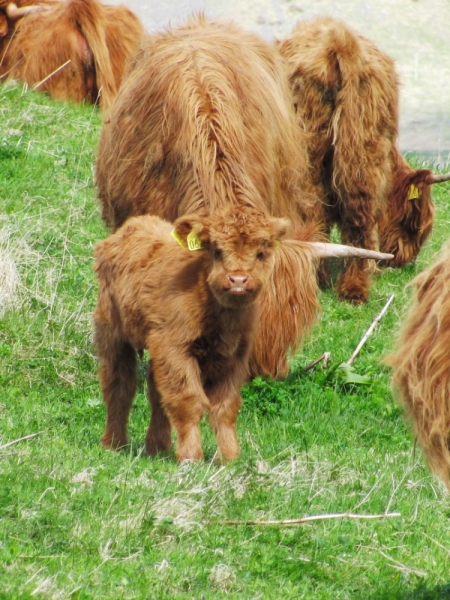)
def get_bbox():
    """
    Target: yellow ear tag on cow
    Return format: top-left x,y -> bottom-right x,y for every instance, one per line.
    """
186,230 -> 204,251
171,228 -> 187,248
408,184 -> 420,201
